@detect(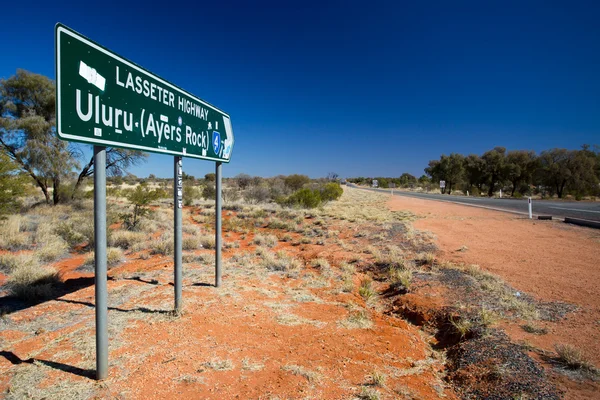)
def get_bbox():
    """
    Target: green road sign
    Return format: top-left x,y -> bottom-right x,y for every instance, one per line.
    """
55,23 -> 234,162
